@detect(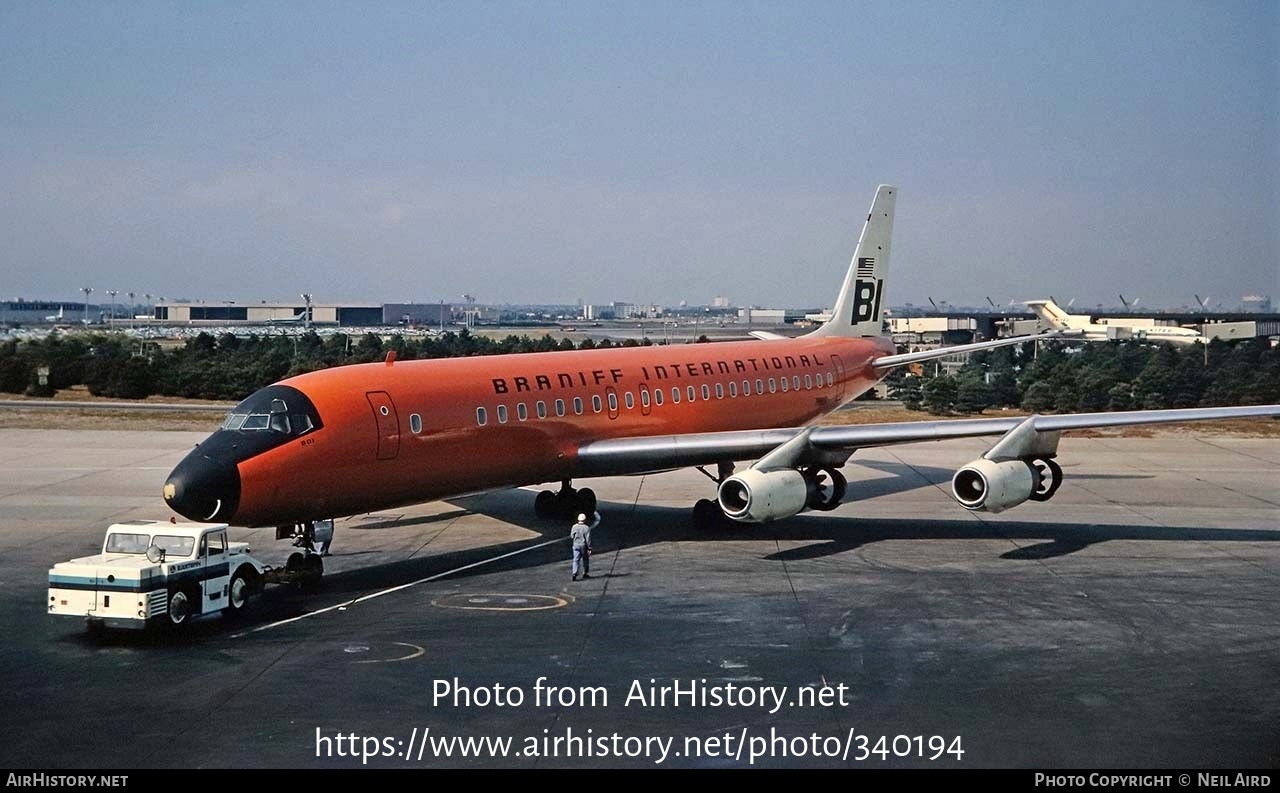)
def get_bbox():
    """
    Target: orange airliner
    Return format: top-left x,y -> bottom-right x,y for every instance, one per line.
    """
163,186 -> 1280,573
